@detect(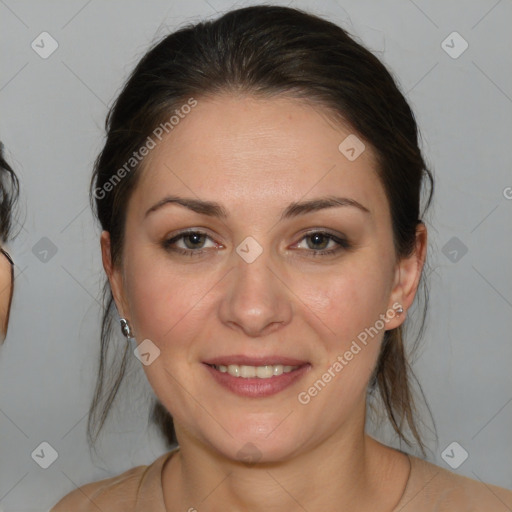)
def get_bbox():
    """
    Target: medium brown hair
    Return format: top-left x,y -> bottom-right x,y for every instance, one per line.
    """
88,5 -> 435,456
